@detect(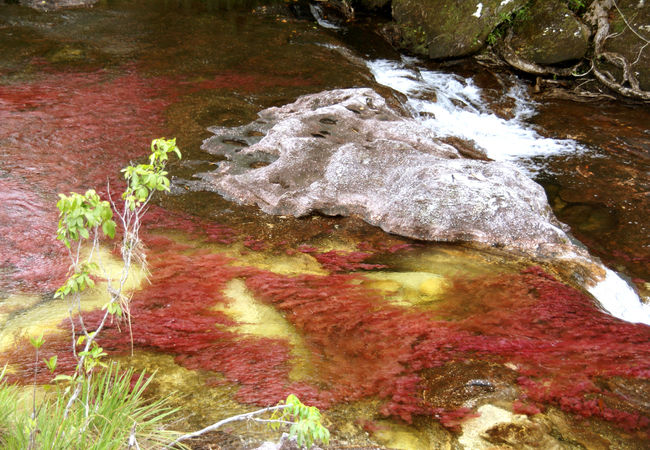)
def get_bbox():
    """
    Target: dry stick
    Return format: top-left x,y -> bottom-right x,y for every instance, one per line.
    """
165,405 -> 292,448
